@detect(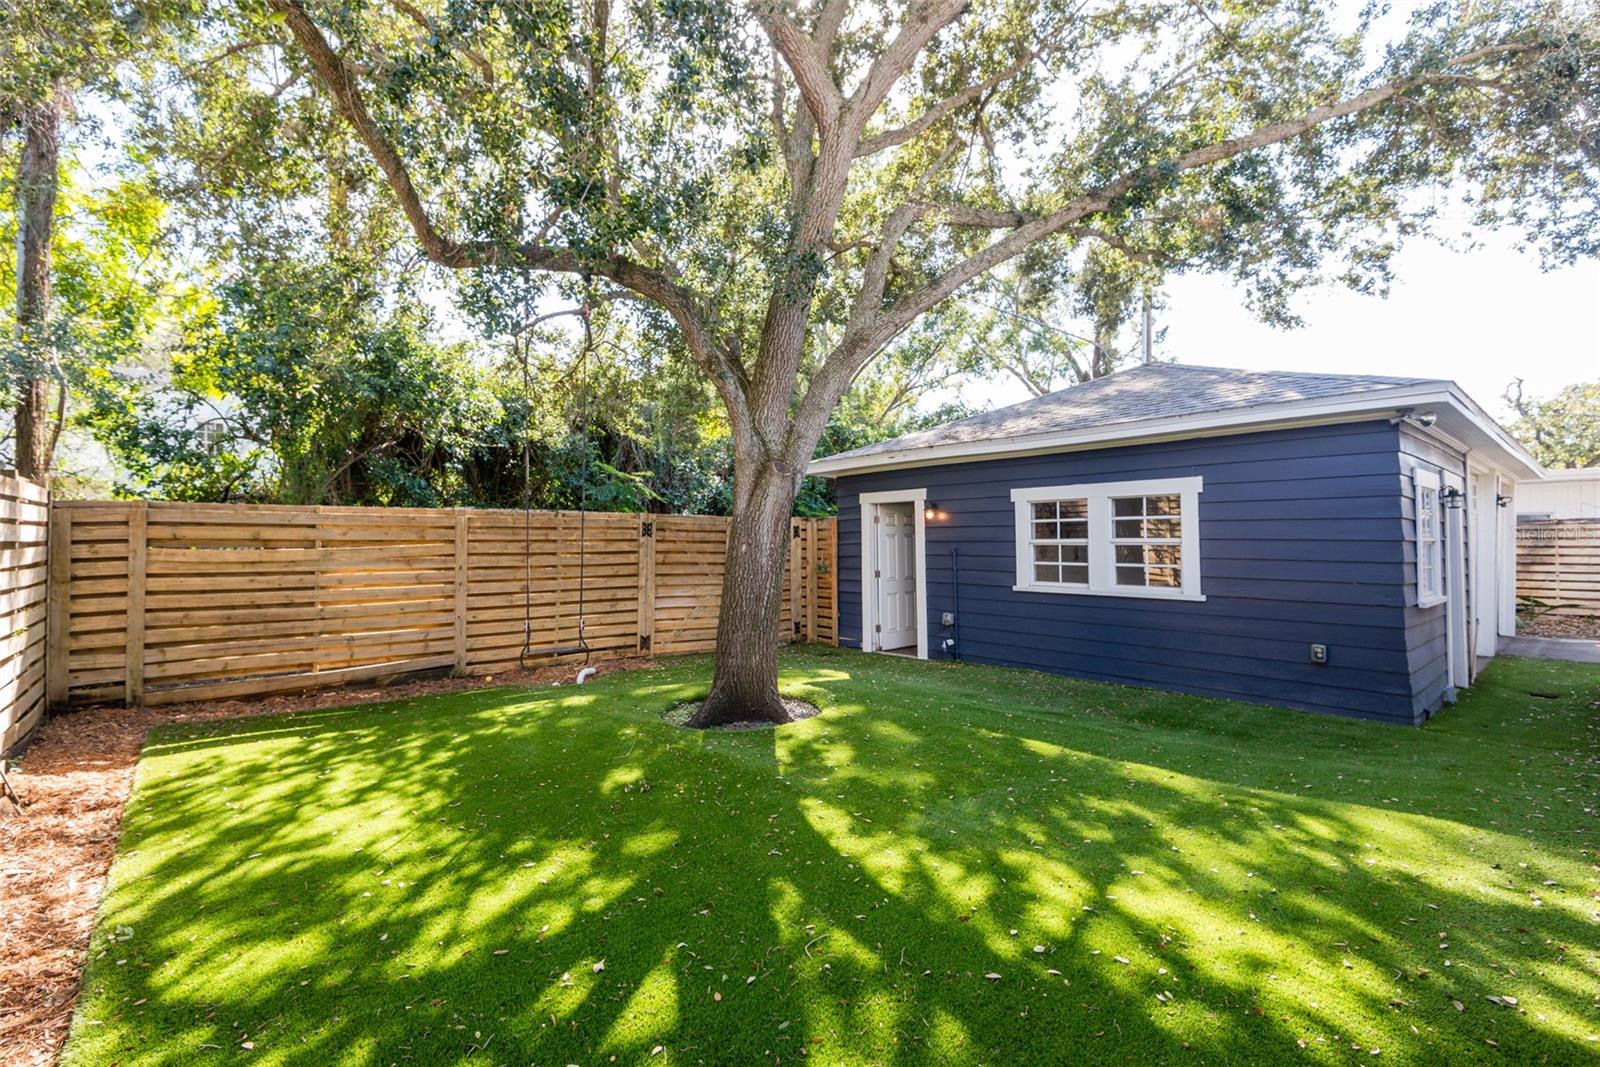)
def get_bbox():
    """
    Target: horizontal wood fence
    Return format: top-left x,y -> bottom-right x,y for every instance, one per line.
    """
1516,519 -> 1600,615
44,501 -> 836,709
1,473 -> 50,754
